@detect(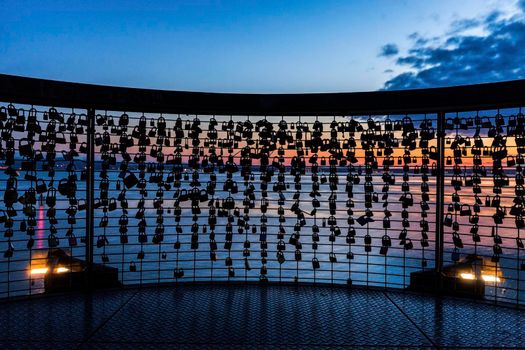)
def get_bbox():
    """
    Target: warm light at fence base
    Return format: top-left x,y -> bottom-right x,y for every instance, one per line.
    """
30,266 -> 70,275
460,273 -> 476,280
30,267 -> 49,275
459,272 -> 501,283
481,274 -> 501,283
